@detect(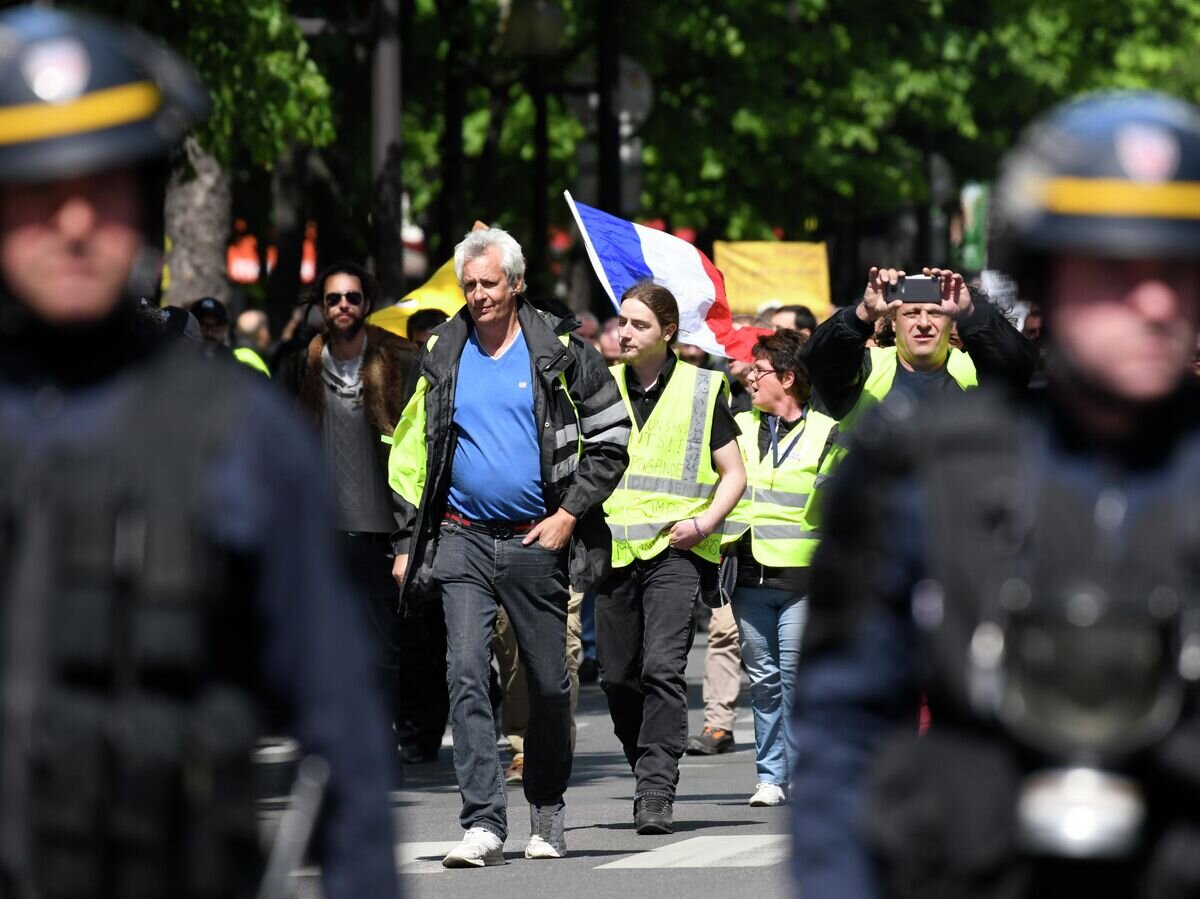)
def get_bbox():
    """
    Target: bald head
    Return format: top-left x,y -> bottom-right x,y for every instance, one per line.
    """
236,309 -> 270,350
